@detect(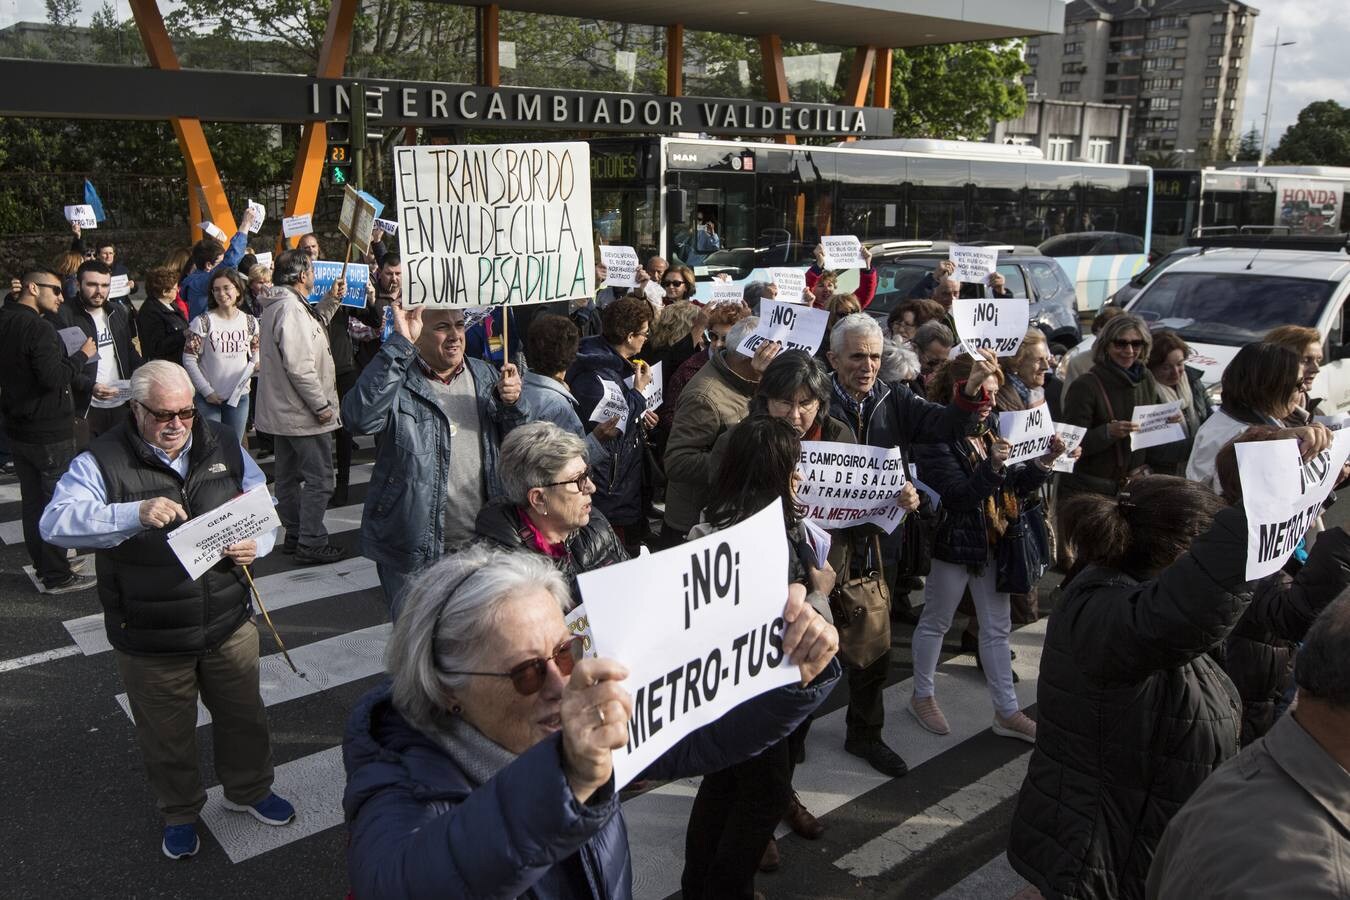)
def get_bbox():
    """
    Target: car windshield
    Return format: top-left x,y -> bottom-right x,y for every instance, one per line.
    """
1130,272 -> 1335,345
